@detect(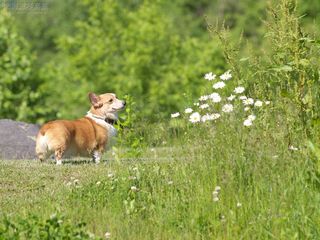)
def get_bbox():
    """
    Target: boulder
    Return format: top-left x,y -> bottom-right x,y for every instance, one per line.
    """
0,119 -> 40,159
